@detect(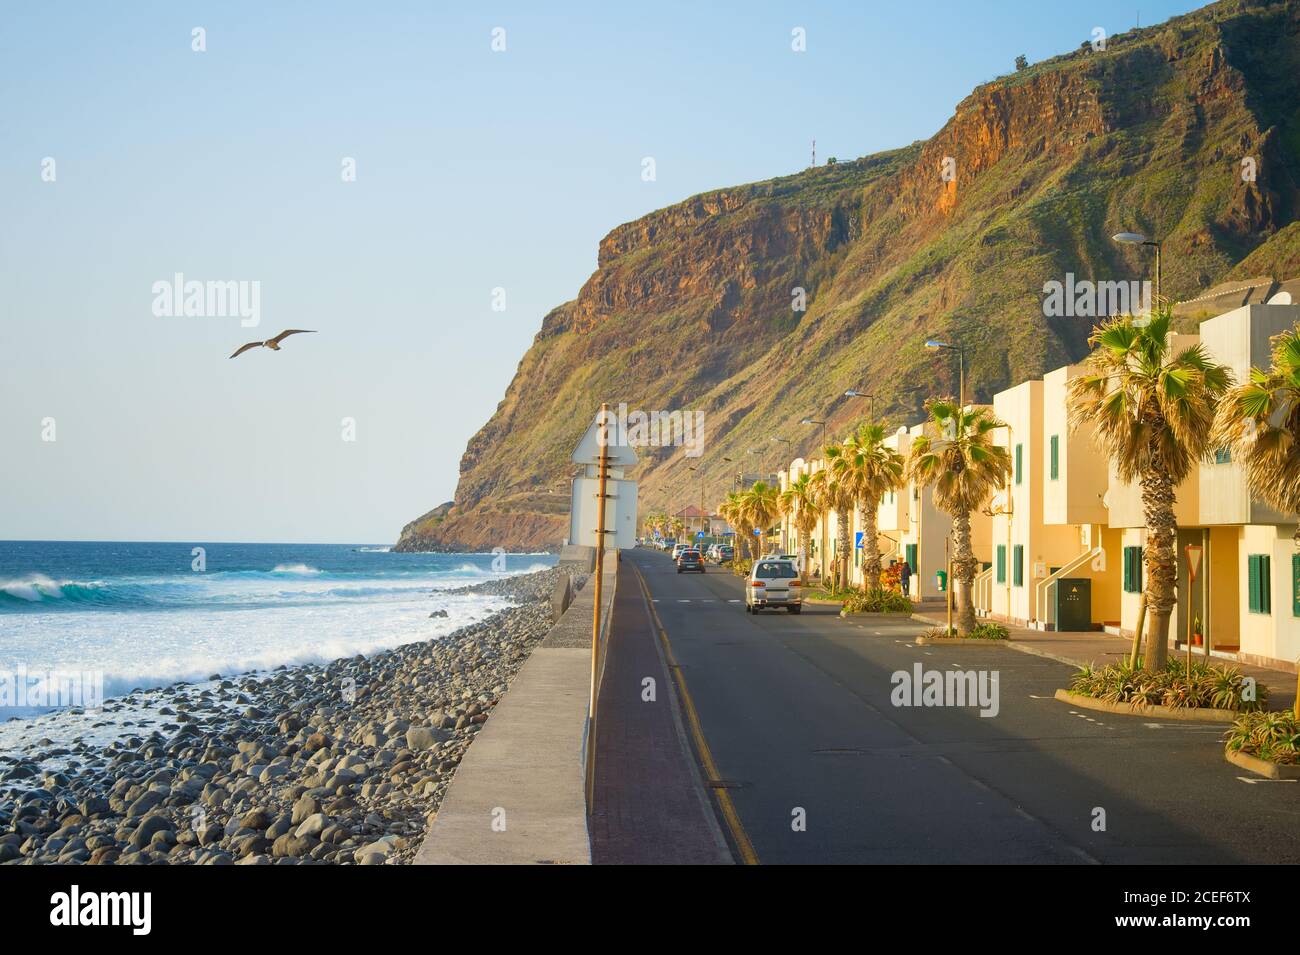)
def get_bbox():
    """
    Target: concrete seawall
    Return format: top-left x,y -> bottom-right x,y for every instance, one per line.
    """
413,547 -> 615,865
